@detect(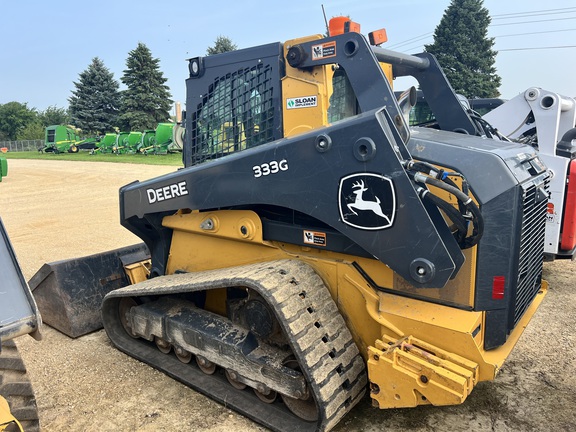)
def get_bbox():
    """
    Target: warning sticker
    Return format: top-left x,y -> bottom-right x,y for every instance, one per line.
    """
303,230 -> 327,246
546,202 -> 556,223
311,41 -> 336,60
286,96 -> 318,109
